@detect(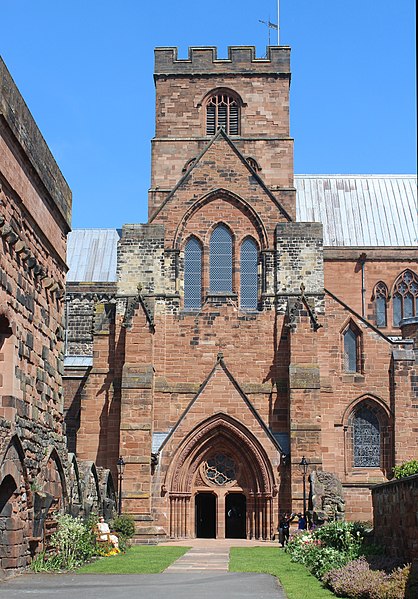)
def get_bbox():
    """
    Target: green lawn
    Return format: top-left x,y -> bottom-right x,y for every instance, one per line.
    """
229,547 -> 336,599
77,545 -> 190,574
